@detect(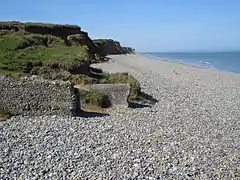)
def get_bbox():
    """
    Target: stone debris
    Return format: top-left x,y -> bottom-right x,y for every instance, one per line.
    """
0,55 -> 240,179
